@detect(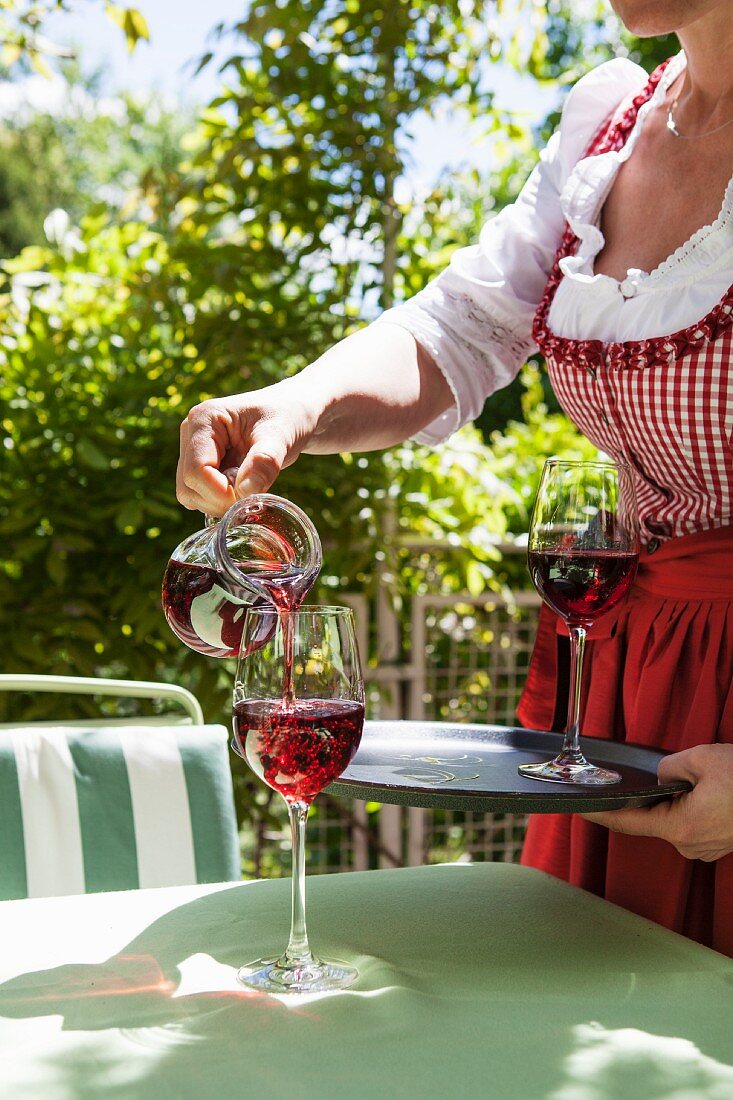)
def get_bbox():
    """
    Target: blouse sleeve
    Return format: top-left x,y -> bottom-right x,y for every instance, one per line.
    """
374,57 -> 648,445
